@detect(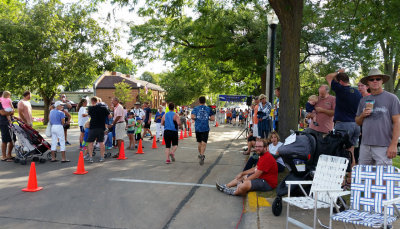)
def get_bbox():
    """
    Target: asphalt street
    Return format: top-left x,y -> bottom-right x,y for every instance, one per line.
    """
0,125 -> 248,229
